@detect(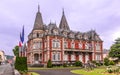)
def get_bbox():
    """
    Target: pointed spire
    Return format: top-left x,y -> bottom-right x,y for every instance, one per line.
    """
33,5 -> 44,30
59,9 -> 70,31
38,4 -> 40,12
62,8 -> 64,15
